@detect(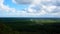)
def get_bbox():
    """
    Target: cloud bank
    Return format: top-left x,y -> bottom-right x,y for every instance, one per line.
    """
0,0 -> 60,17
